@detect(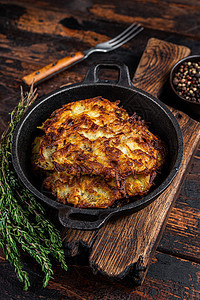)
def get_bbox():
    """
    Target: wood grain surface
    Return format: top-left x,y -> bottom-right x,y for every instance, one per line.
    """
0,0 -> 200,299
62,37 -> 200,285
132,38 -> 191,97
